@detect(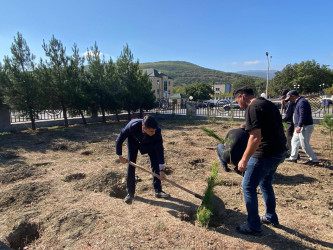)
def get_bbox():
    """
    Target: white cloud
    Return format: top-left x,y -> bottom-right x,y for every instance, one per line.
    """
82,51 -> 116,61
82,50 -> 102,58
231,62 -> 238,66
330,53 -> 333,57
243,60 -> 260,66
